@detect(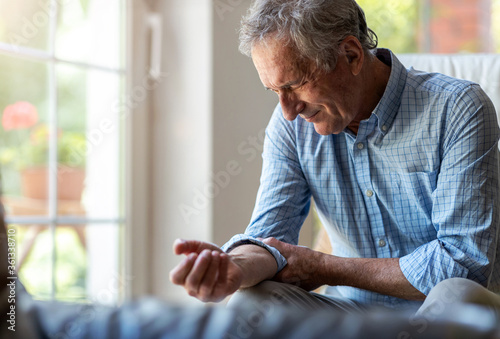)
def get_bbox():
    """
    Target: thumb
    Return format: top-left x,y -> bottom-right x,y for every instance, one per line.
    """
173,239 -> 221,255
